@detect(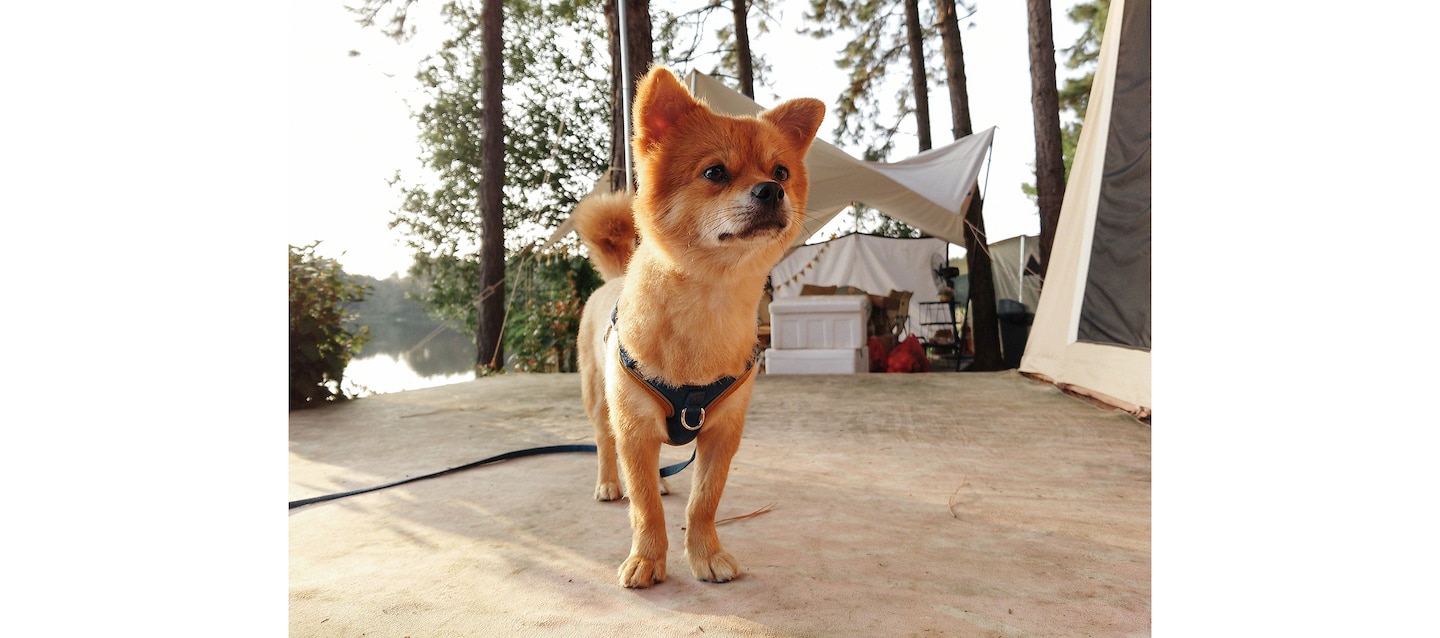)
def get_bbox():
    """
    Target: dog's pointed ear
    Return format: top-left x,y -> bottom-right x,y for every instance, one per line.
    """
633,67 -> 700,153
760,98 -> 826,154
